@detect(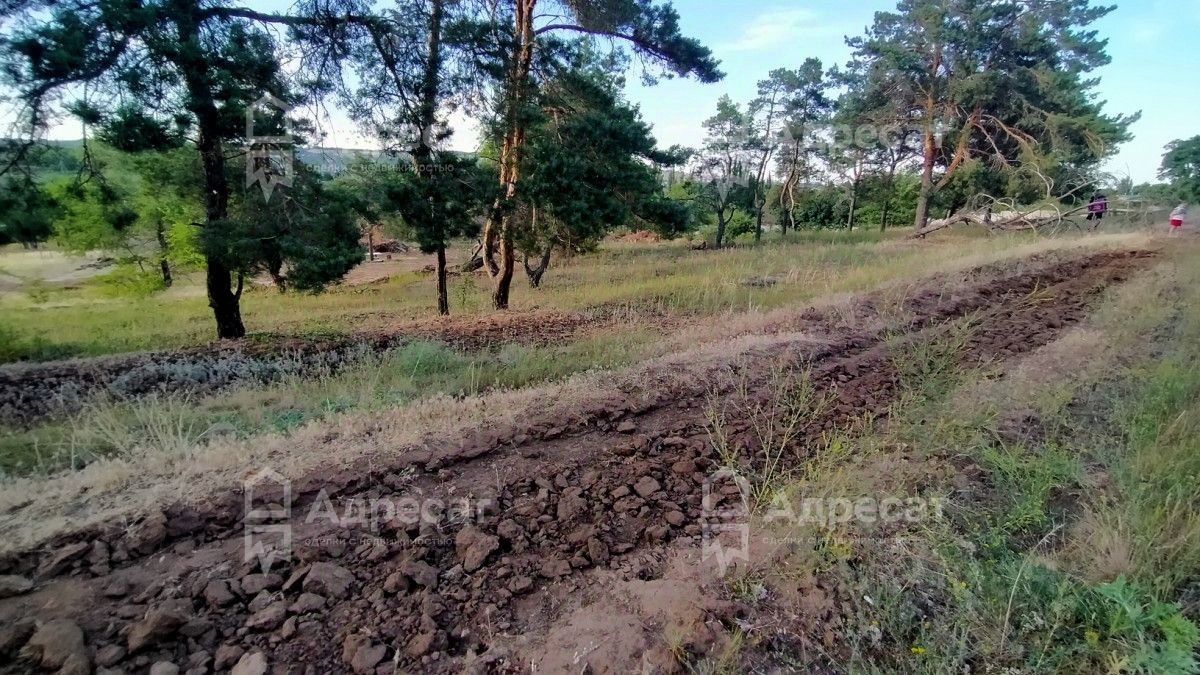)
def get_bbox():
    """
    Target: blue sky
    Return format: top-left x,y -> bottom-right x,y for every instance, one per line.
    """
619,0 -> 1200,184
30,0 -> 1199,183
